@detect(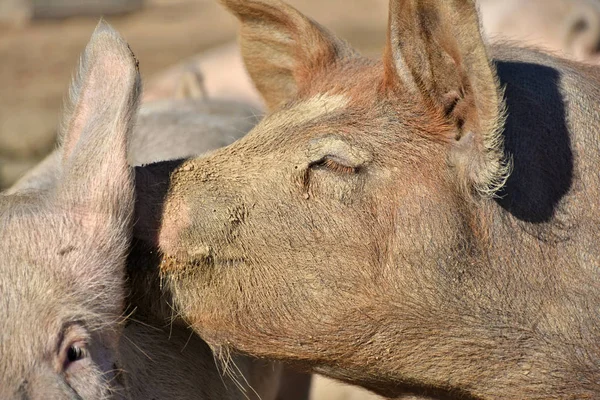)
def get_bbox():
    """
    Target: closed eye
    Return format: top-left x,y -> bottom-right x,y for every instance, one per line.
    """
309,156 -> 359,175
